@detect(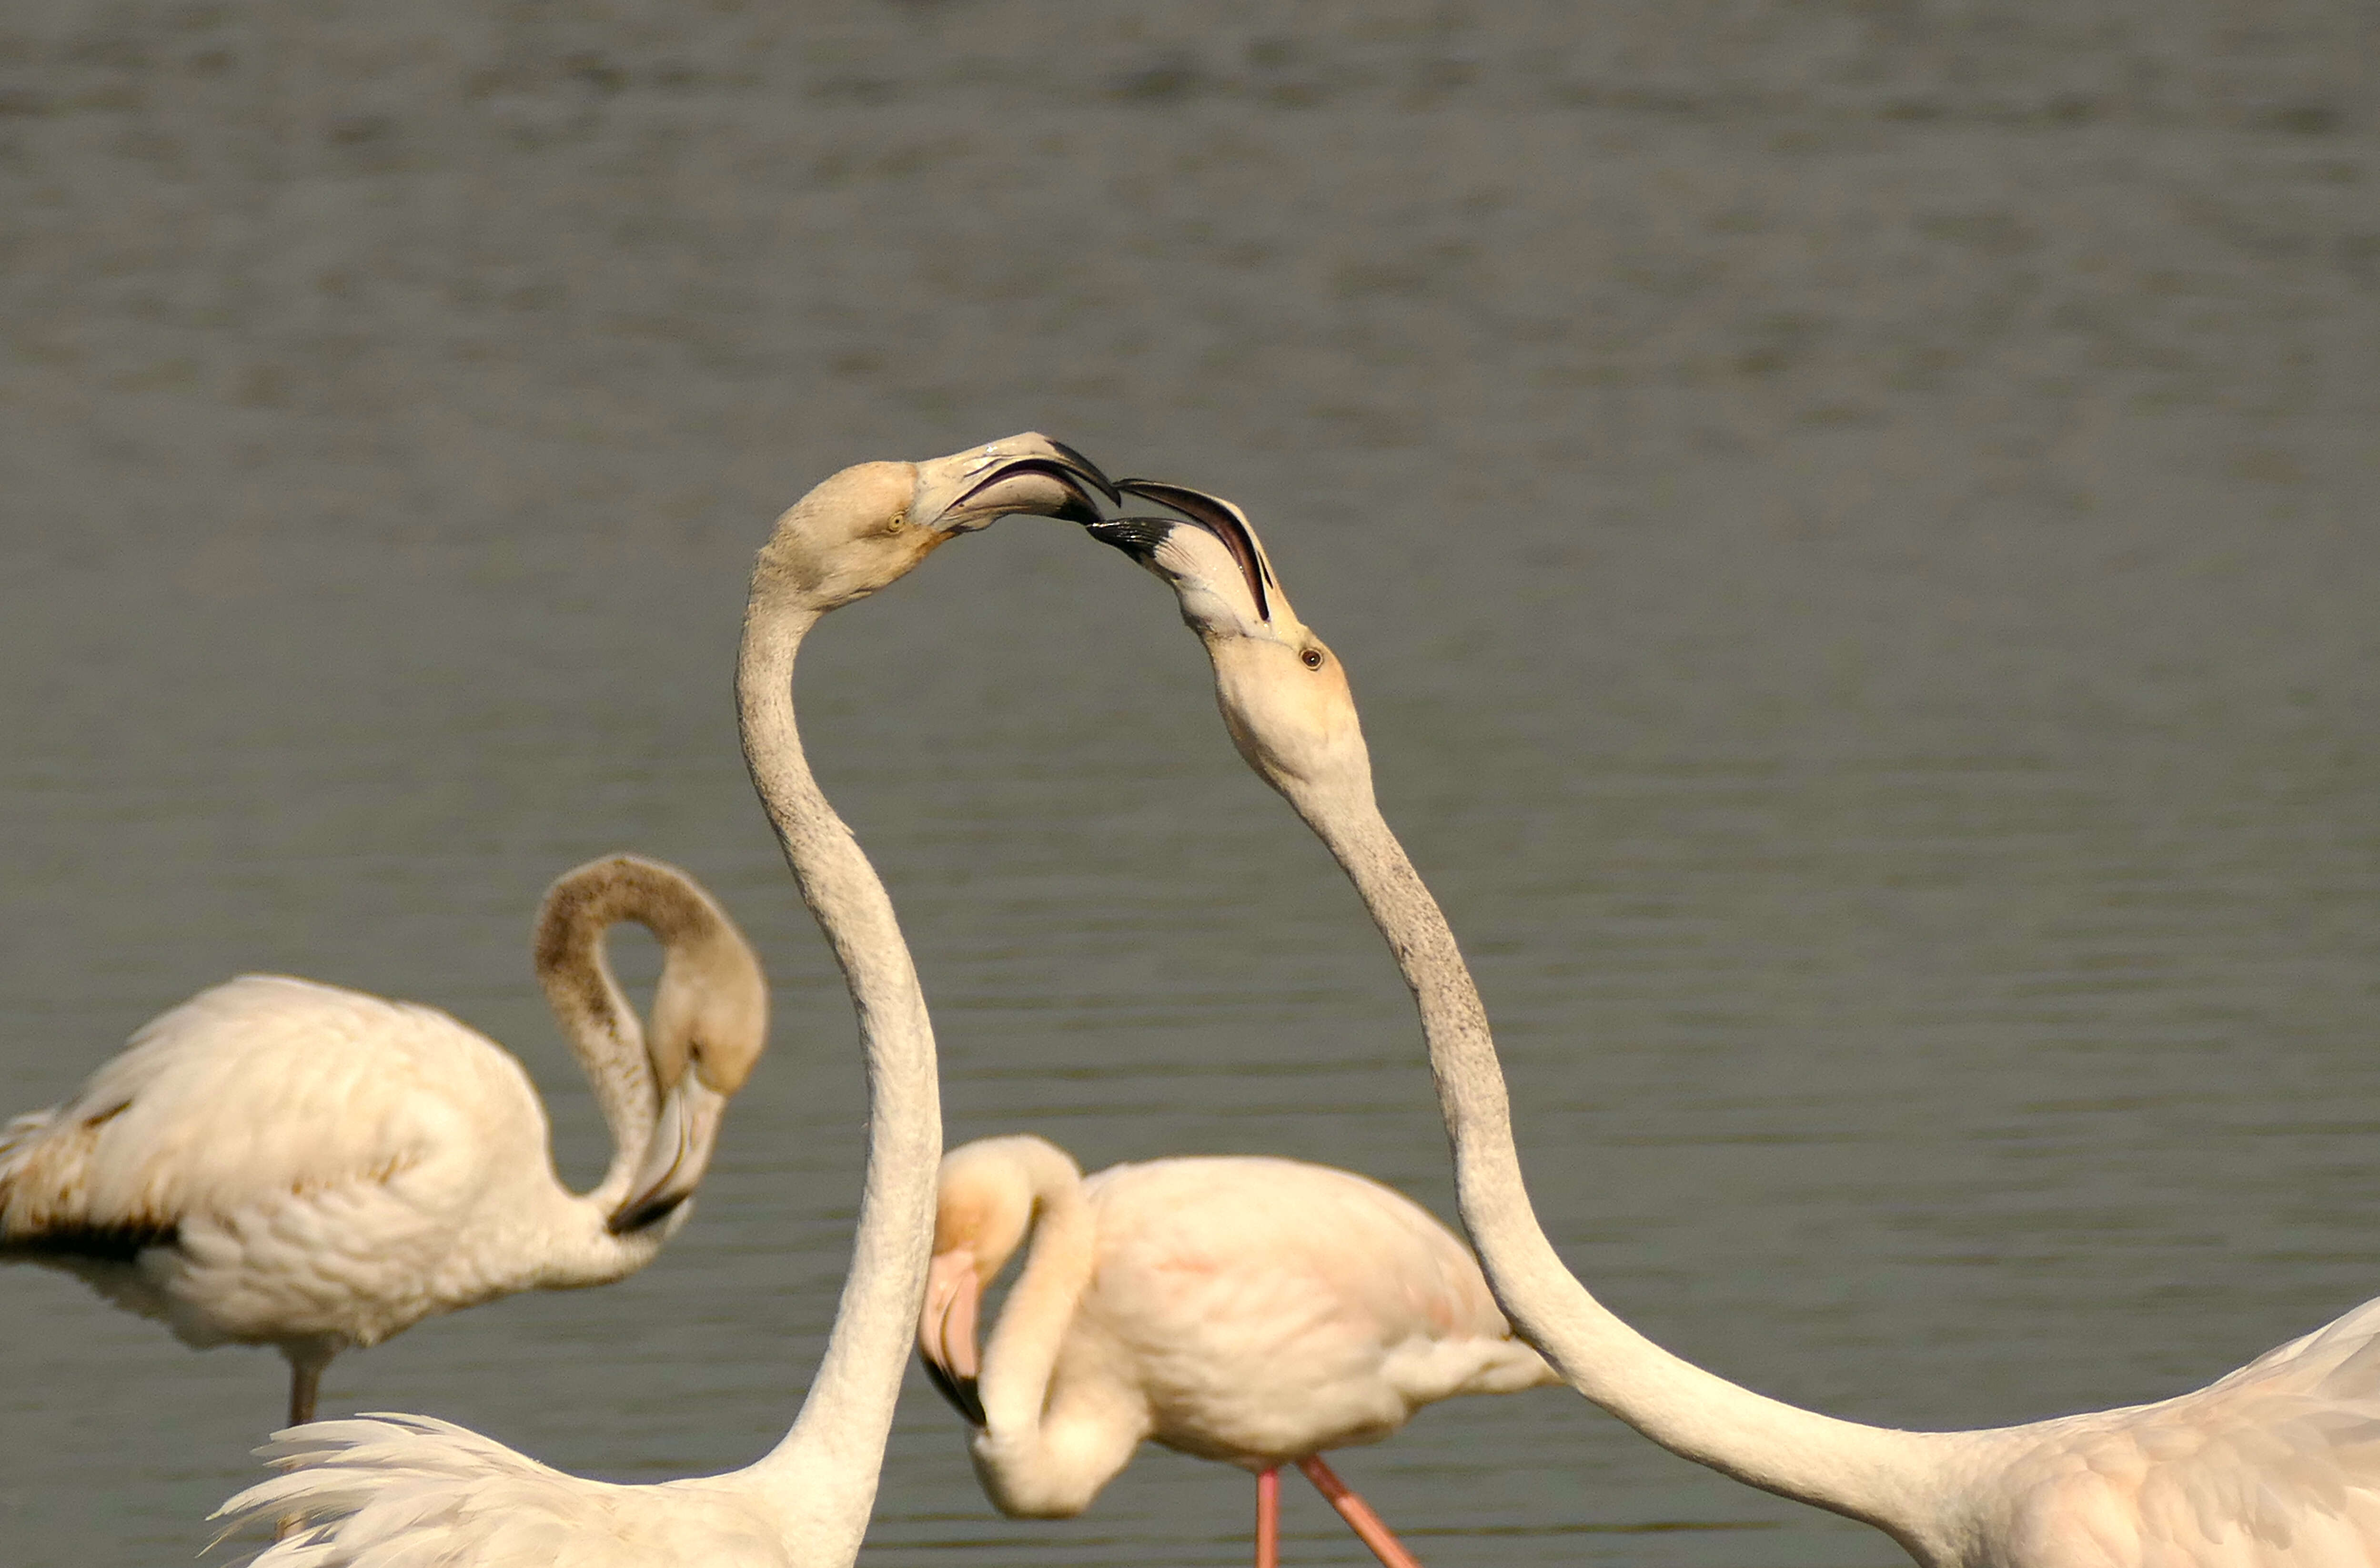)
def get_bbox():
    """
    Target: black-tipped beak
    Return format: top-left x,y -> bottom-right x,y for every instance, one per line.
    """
607,1189 -> 688,1235
950,455 -> 1113,528
921,1357 -> 988,1429
606,1075 -> 728,1235
1046,439 -> 1122,505
1082,514 -> 1181,561
918,1247 -> 988,1428
1101,478 -> 1274,622
928,436 -> 1120,534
